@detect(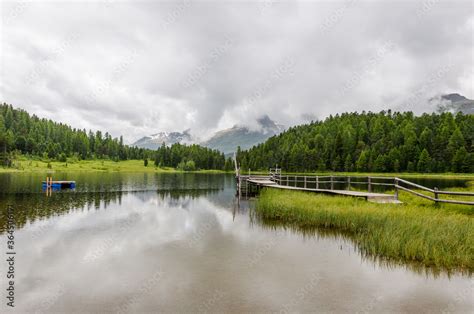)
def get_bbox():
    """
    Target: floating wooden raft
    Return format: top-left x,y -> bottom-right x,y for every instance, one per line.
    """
42,177 -> 76,189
